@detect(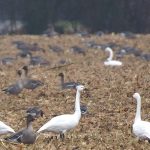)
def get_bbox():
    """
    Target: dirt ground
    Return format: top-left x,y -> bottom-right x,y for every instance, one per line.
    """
0,34 -> 149,150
